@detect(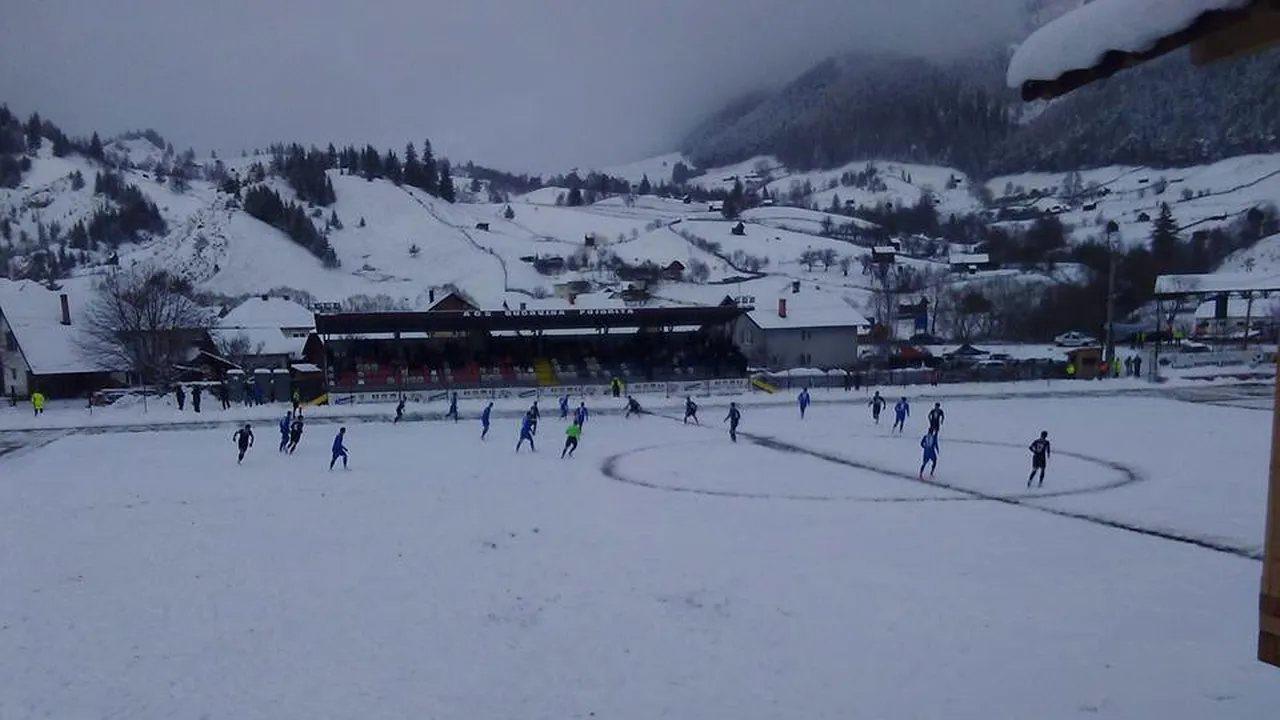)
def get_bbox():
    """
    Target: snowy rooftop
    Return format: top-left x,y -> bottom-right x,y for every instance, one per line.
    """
0,278 -> 126,375
948,253 -> 991,265
746,283 -> 867,331
212,297 -> 315,359
210,327 -> 308,358
1155,271 -> 1280,296
1194,296 -> 1279,318
219,297 -> 315,330
1008,0 -> 1254,98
